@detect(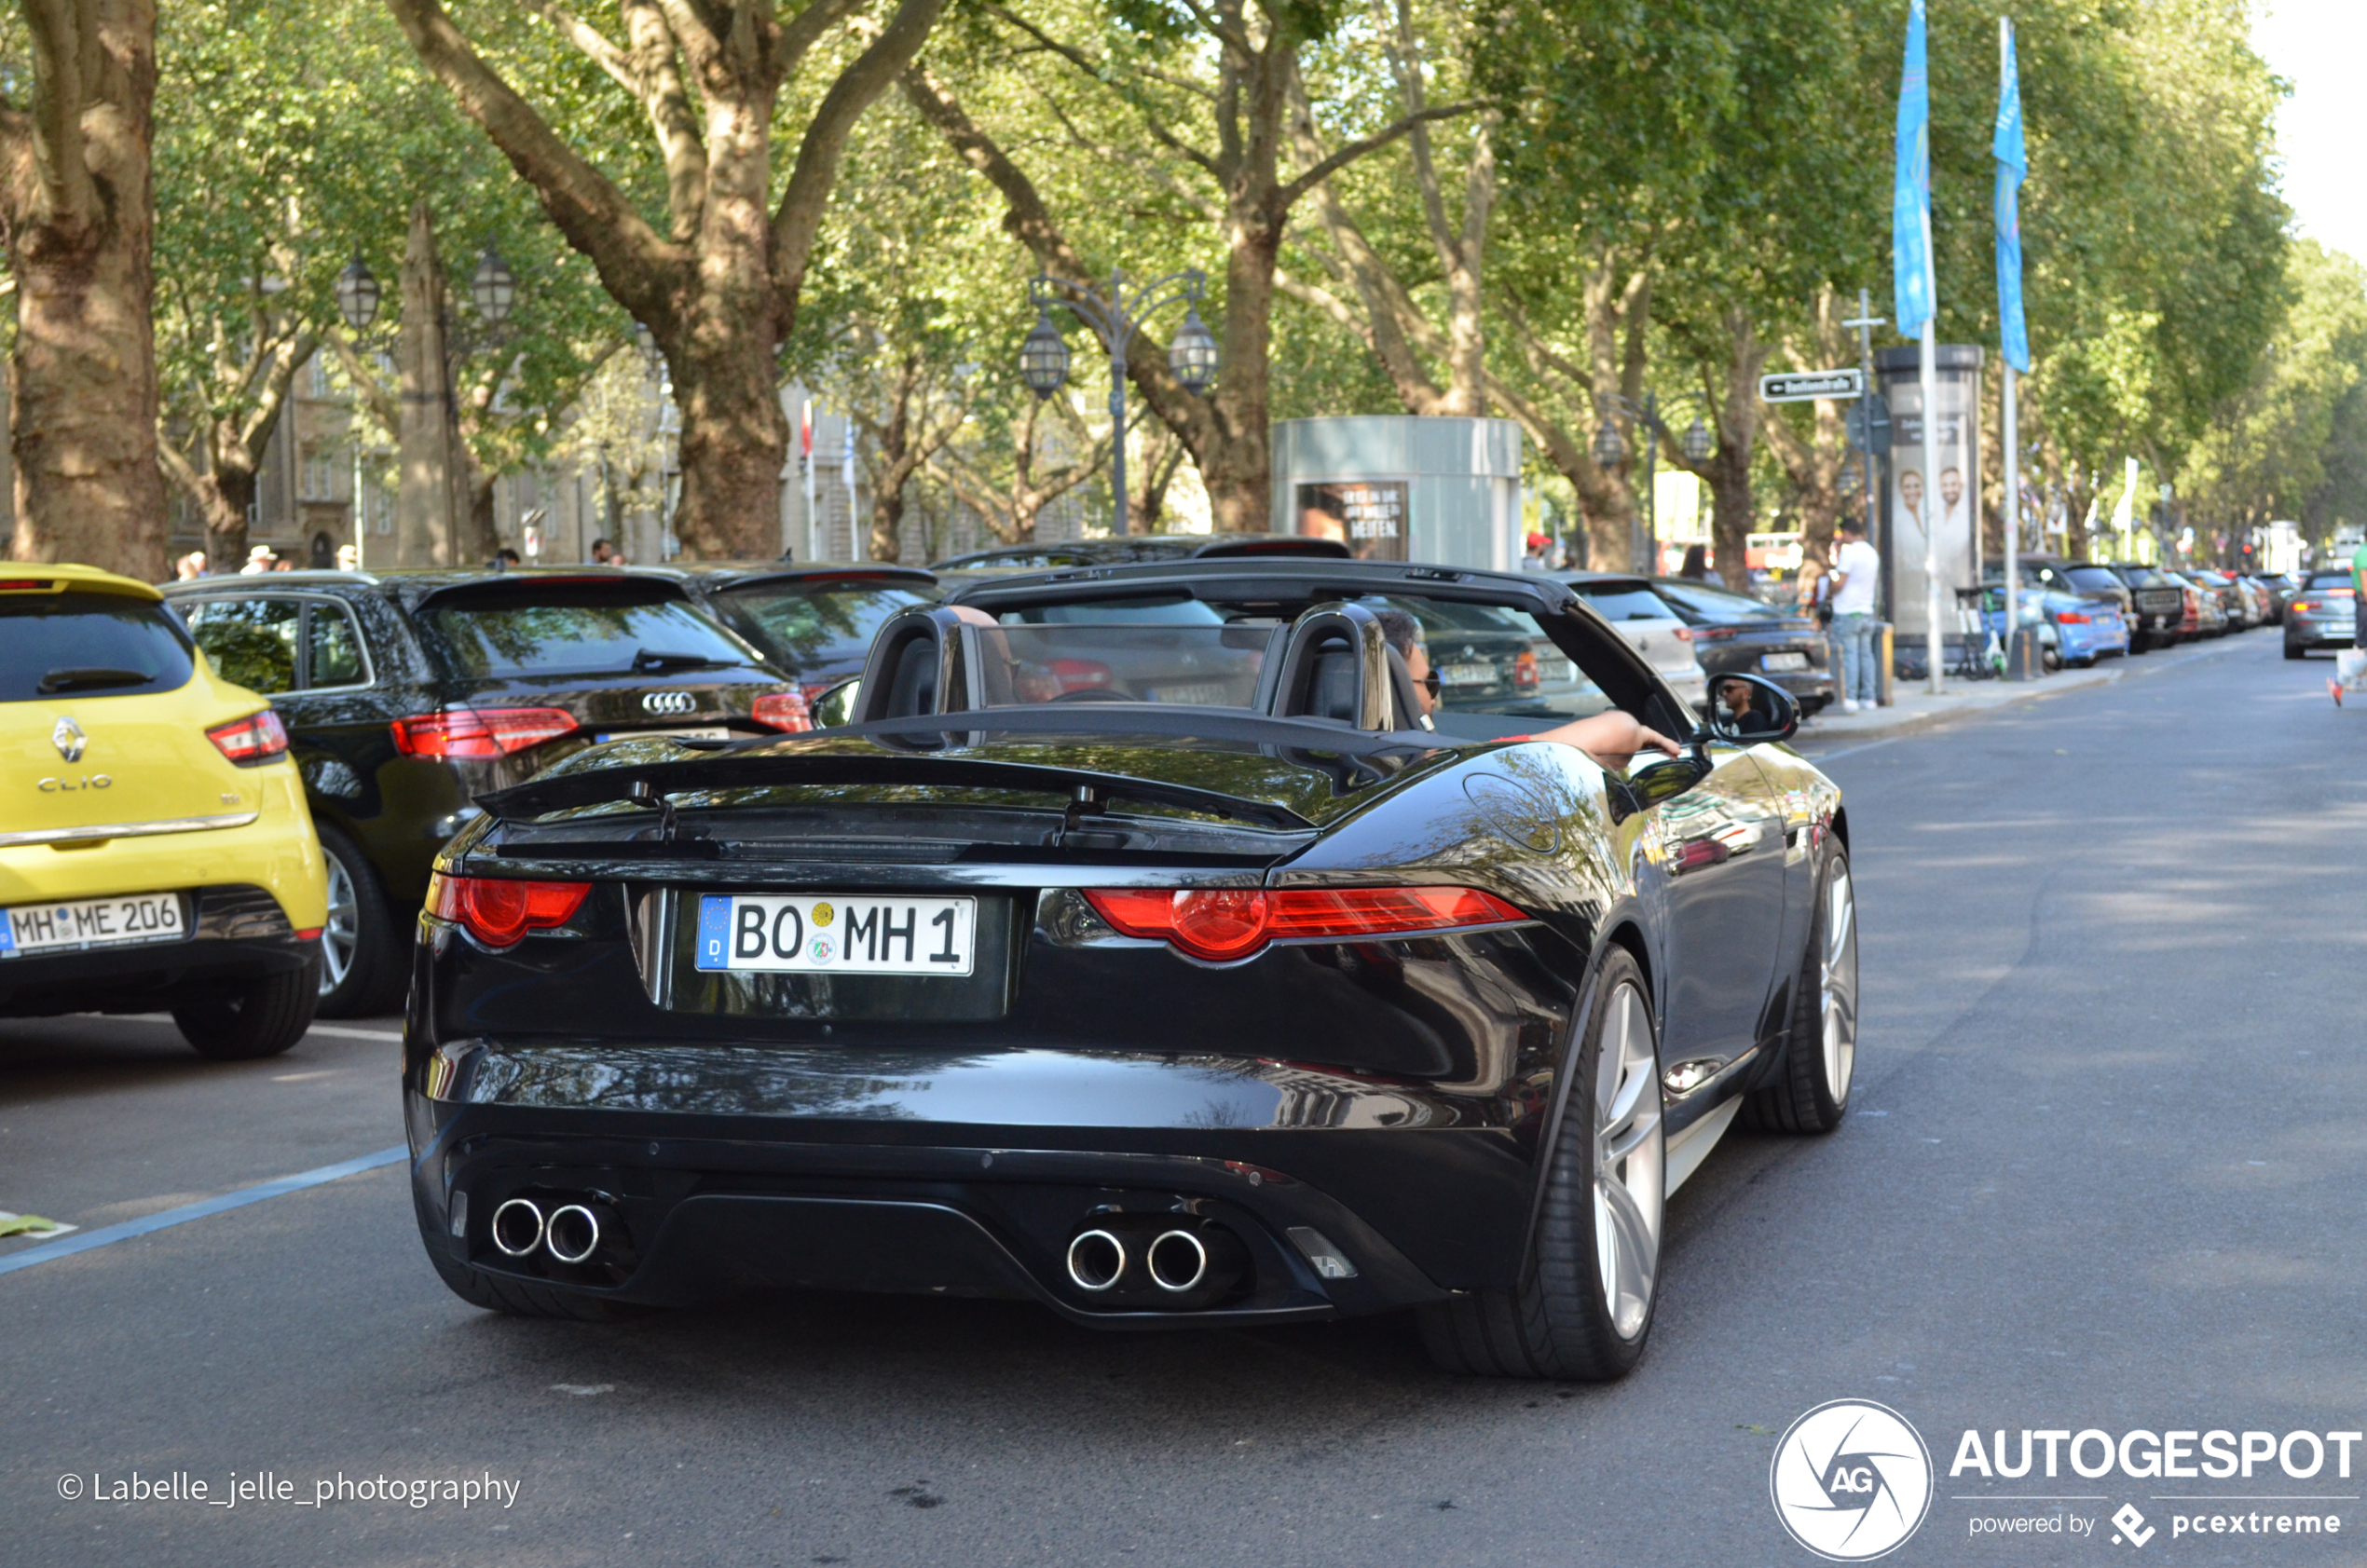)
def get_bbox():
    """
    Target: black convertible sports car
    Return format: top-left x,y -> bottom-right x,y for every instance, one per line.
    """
404,559 -> 1855,1380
